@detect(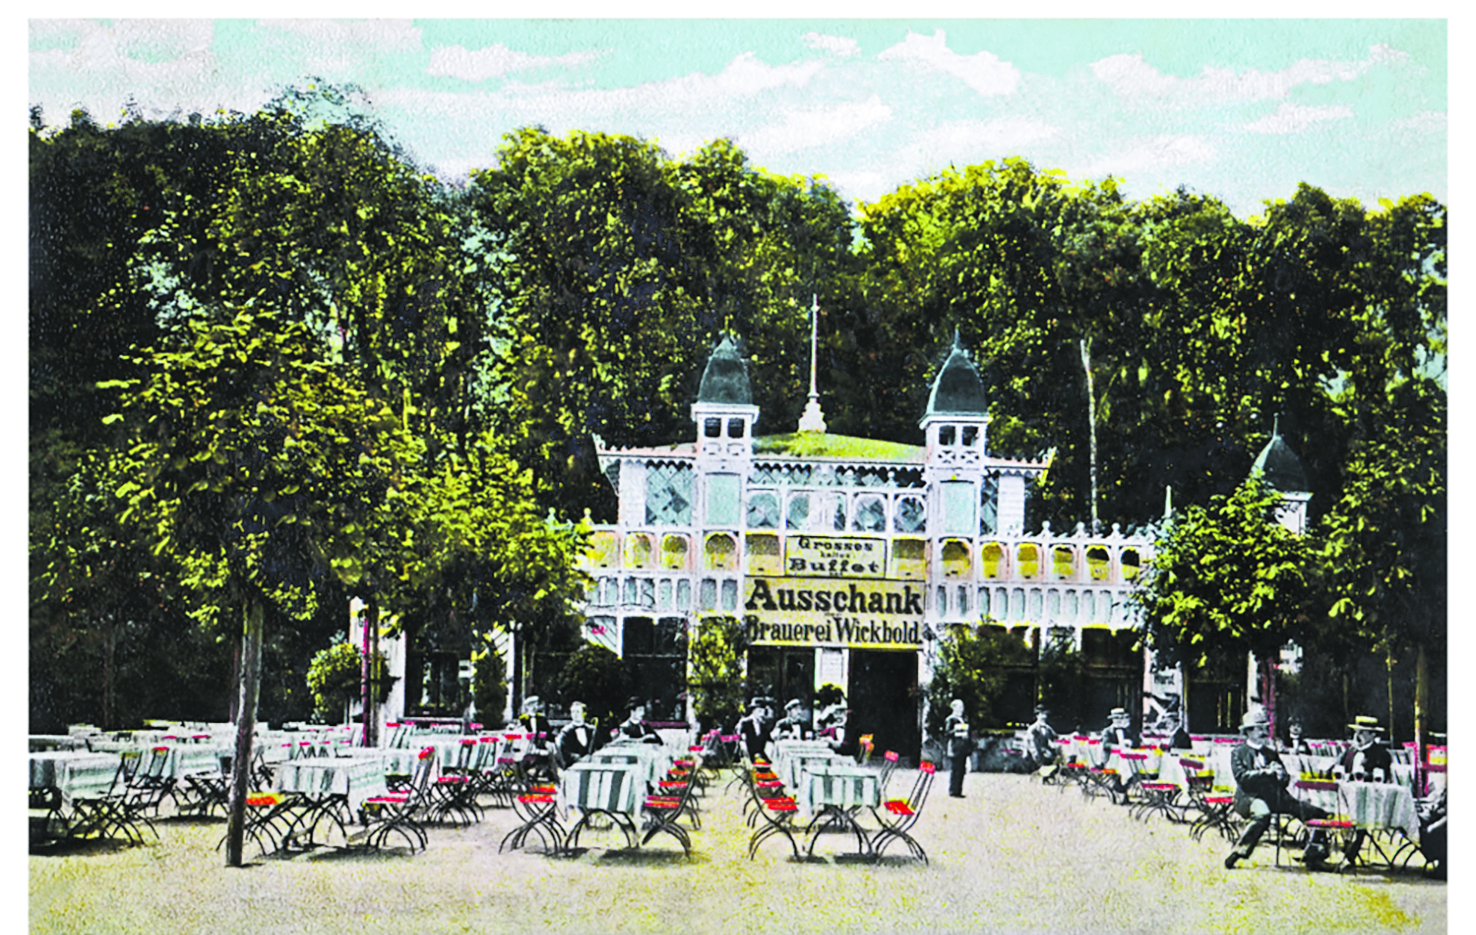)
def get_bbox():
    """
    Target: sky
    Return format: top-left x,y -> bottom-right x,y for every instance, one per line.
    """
25,15 -> 1449,219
